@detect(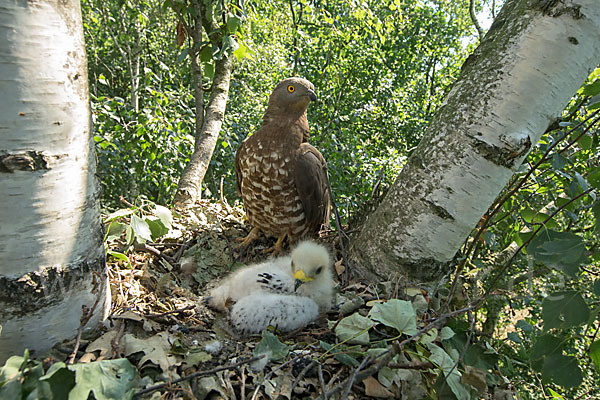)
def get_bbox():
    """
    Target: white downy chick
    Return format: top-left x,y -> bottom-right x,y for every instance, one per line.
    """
206,254 -> 295,311
229,240 -> 335,335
